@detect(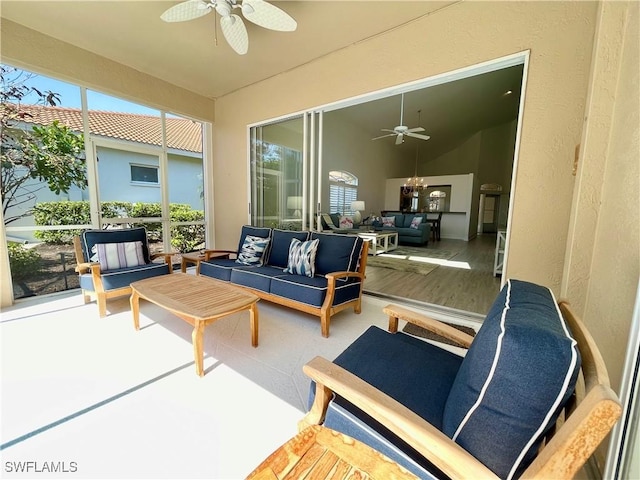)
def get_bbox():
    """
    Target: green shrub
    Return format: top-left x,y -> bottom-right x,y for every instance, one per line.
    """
33,200 -> 205,253
32,201 -> 90,243
170,204 -> 205,252
8,243 -> 41,280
